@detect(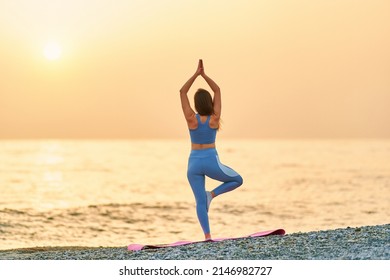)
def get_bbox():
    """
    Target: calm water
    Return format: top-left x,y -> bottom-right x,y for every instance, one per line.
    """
0,139 -> 389,250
